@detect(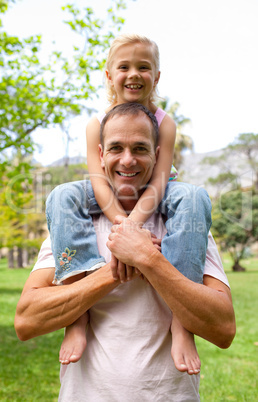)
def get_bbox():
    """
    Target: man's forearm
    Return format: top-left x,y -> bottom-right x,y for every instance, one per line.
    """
15,264 -> 119,341
137,249 -> 236,348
